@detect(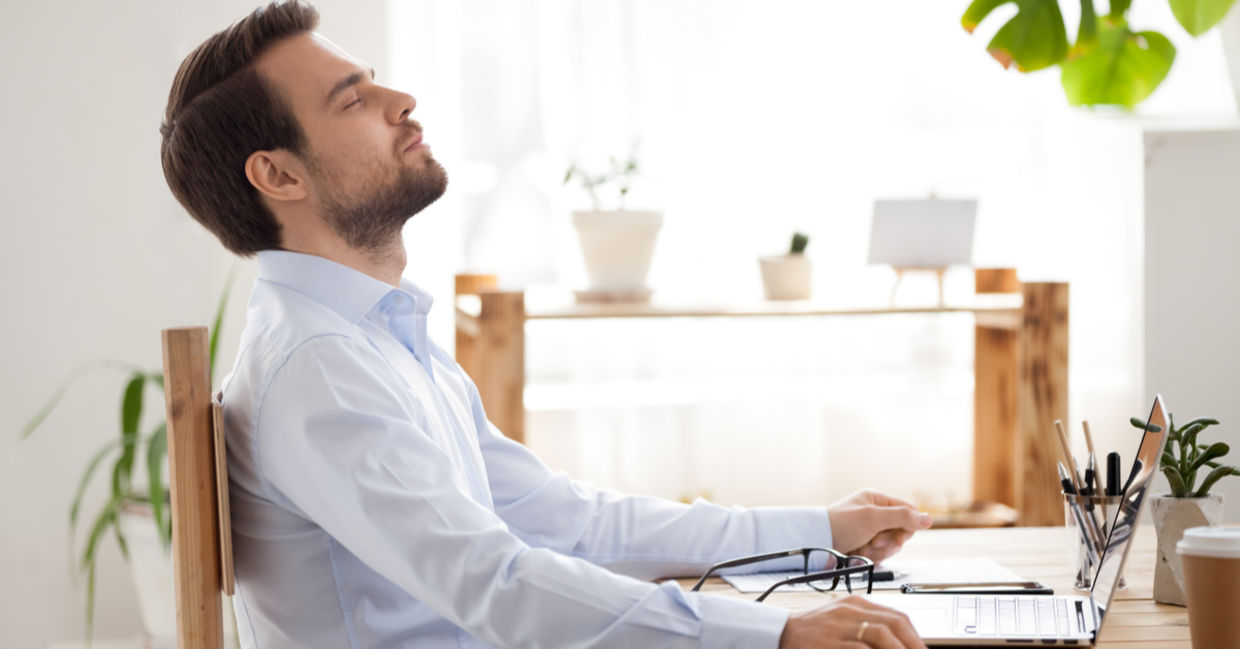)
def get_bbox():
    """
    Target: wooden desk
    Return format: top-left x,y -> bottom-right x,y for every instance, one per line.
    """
455,269 -> 1070,525
683,526 -> 1189,648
